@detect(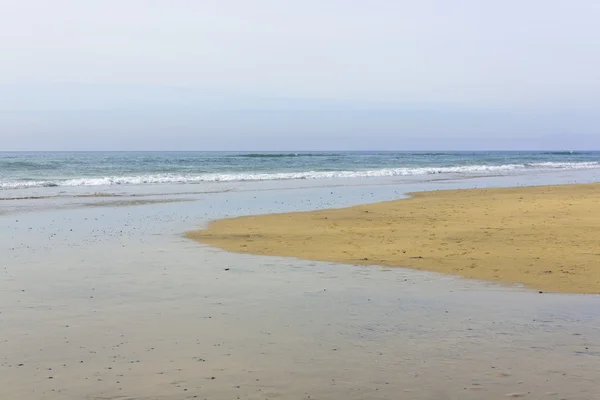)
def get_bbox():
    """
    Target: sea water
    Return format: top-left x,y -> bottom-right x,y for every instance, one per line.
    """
2,150 -> 599,191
